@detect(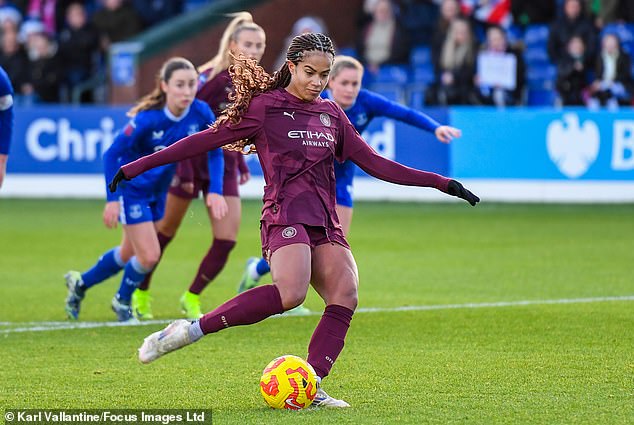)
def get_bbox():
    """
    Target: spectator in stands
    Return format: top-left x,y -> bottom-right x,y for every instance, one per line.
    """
428,18 -> 477,105
548,0 -> 598,66
92,0 -> 142,53
0,10 -> 30,98
431,0 -> 463,72
131,0 -> 183,29
273,15 -> 329,70
587,33 -> 633,109
25,29 -> 61,102
511,0 -> 557,27
474,25 -> 525,106
25,0 -> 77,35
555,35 -> 592,105
357,0 -> 410,74
596,0 -> 634,26
57,1 -> 99,102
